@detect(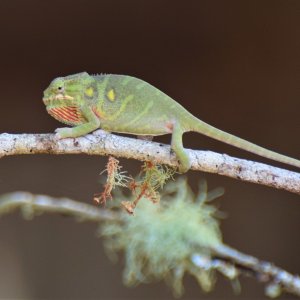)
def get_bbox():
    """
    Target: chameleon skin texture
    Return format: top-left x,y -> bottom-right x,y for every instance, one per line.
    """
43,72 -> 300,173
